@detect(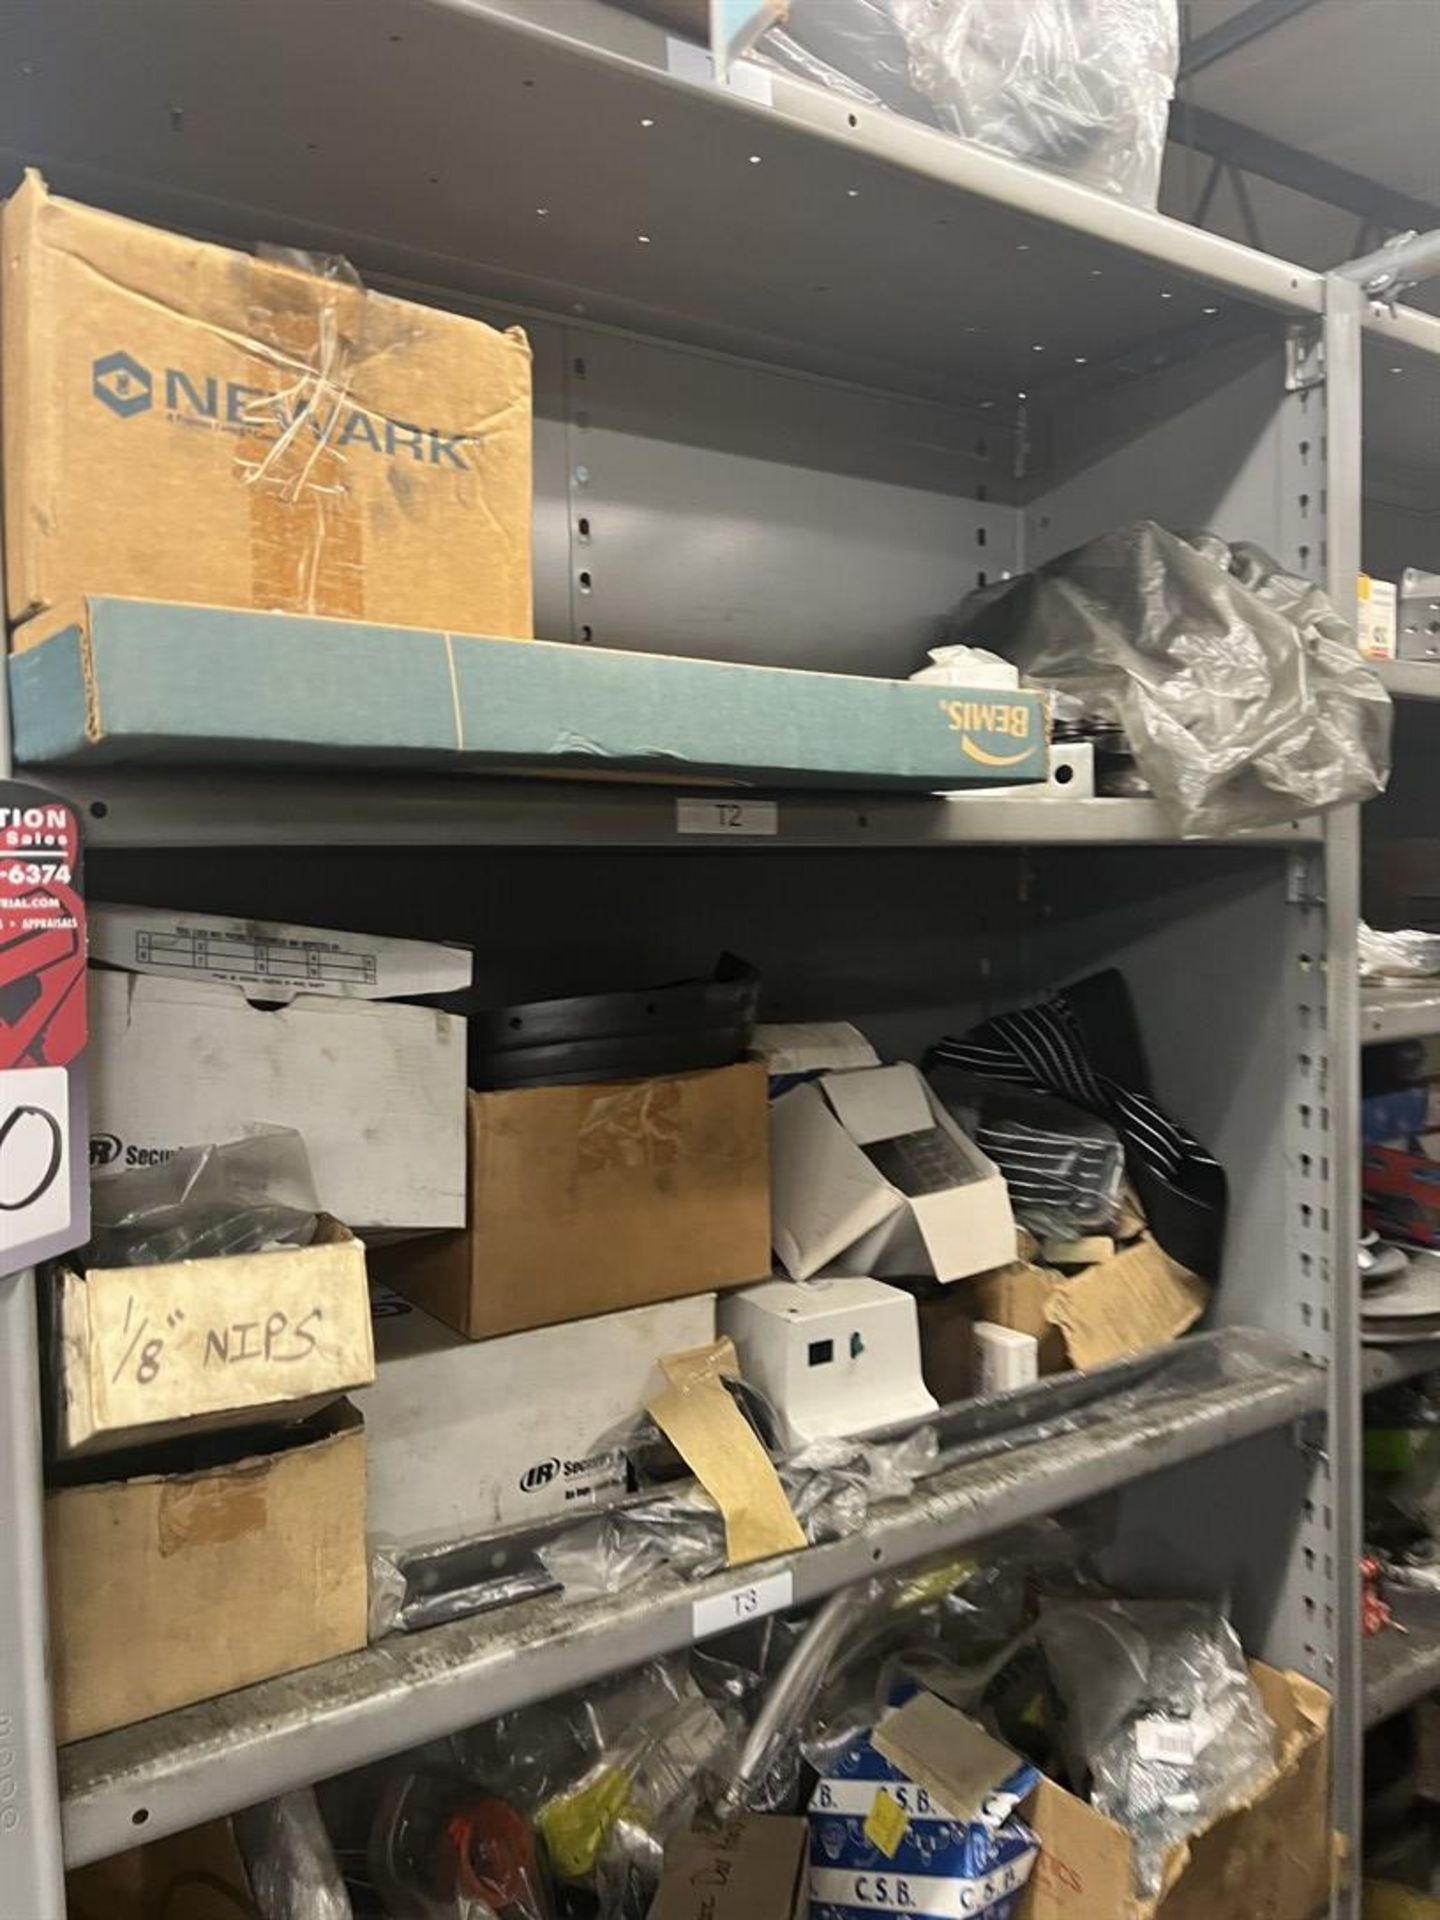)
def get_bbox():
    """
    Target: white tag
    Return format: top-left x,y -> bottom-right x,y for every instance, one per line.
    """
675,798 -> 779,836
1134,1715 -> 1199,1767
692,1569 -> 793,1638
